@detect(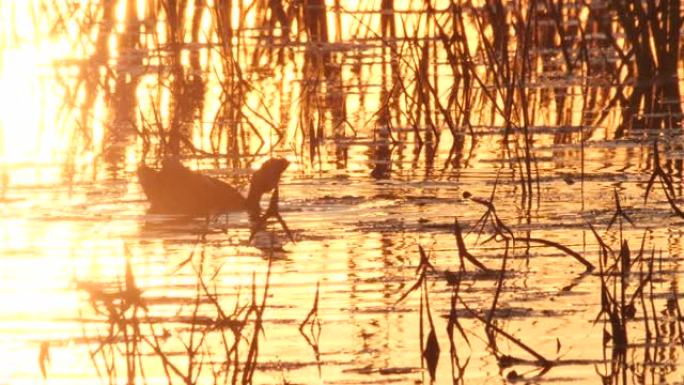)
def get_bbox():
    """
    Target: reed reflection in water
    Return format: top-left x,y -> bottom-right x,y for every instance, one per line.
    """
1,0 -> 684,384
